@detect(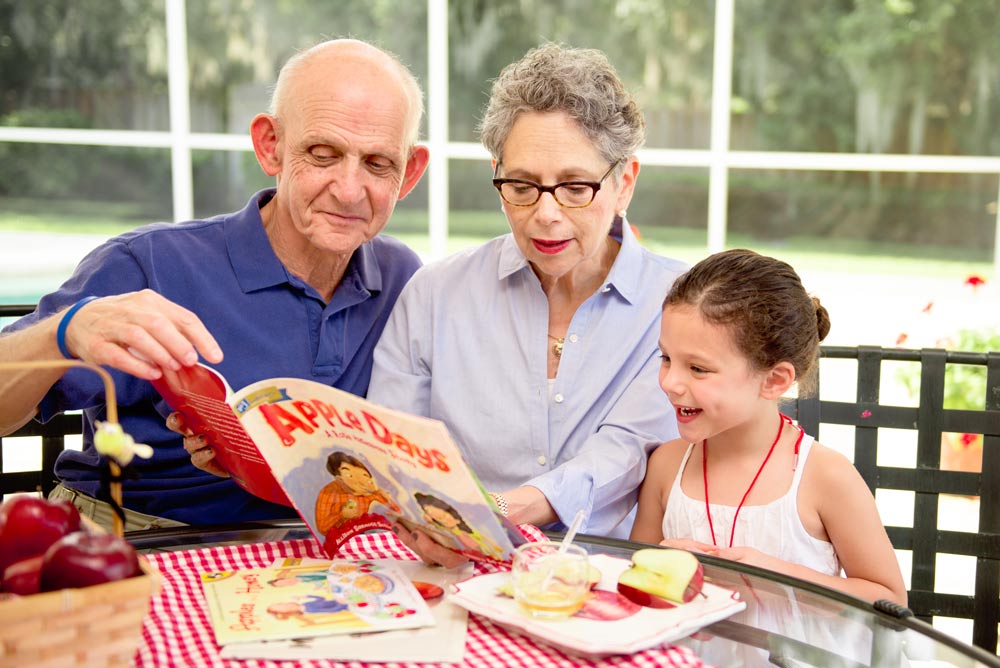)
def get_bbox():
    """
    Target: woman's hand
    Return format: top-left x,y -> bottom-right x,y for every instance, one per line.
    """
390,521 -> 469,569
166,411 -> 230,478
